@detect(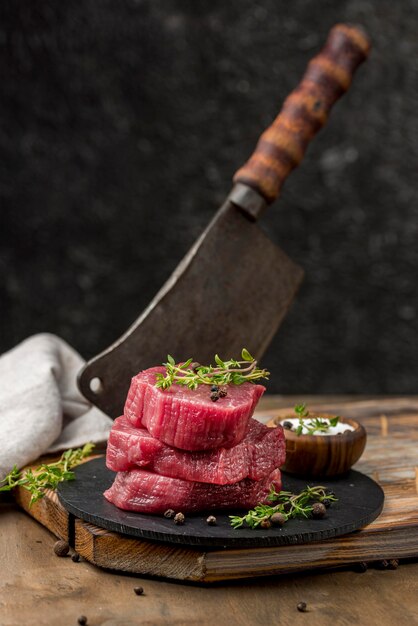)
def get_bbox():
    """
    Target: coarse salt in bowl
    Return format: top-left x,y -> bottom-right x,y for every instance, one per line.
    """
269,412 -> 367,478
